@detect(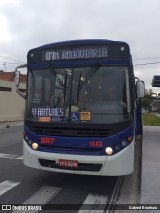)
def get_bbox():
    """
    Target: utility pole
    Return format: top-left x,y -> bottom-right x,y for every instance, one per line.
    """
3,62 -> 6,71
